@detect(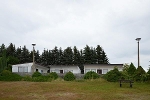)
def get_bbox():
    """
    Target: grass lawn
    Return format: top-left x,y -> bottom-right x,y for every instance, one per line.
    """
0,79 -> 150,100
